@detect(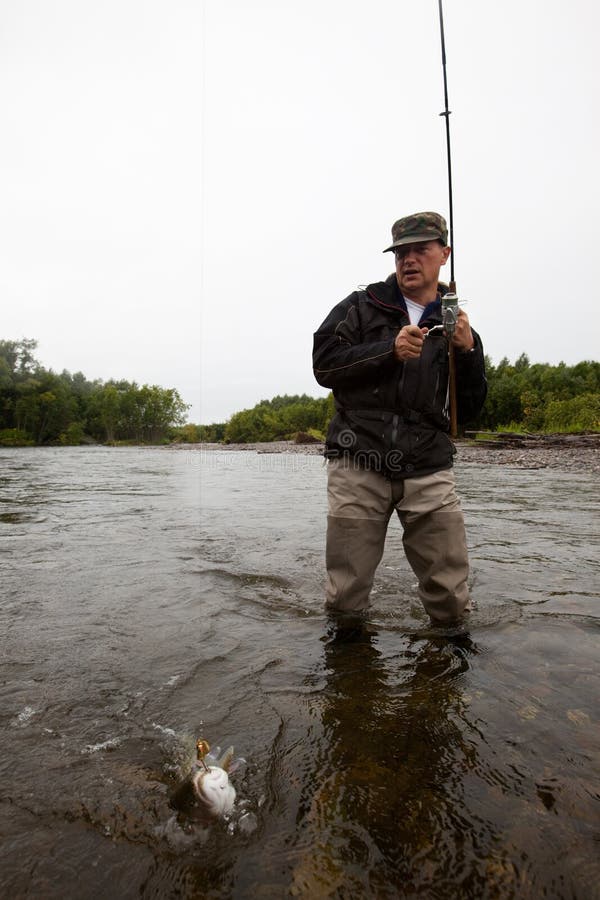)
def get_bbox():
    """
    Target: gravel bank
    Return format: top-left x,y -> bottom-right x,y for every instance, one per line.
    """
172,439 -> 600,474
